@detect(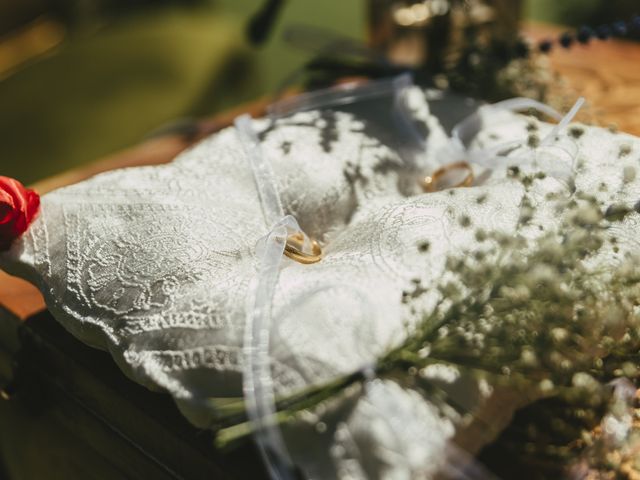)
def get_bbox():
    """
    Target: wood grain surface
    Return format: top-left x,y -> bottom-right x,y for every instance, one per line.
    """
524,22 -> 640,136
